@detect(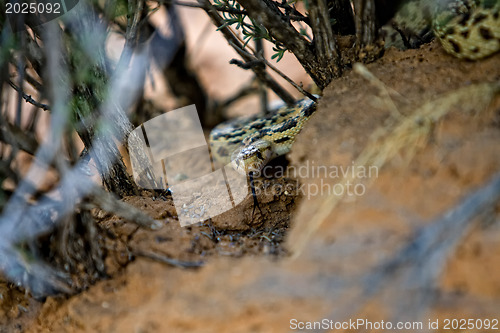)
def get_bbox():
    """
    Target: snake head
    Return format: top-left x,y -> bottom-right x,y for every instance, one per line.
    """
231,139 -> 273,176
